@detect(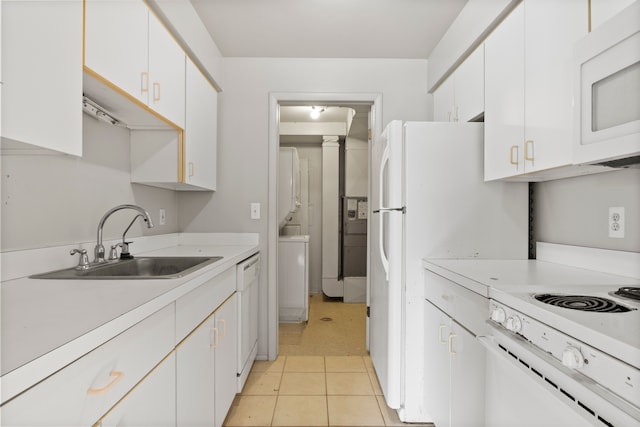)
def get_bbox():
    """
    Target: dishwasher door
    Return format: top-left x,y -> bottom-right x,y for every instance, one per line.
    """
236,253 -> 260,392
